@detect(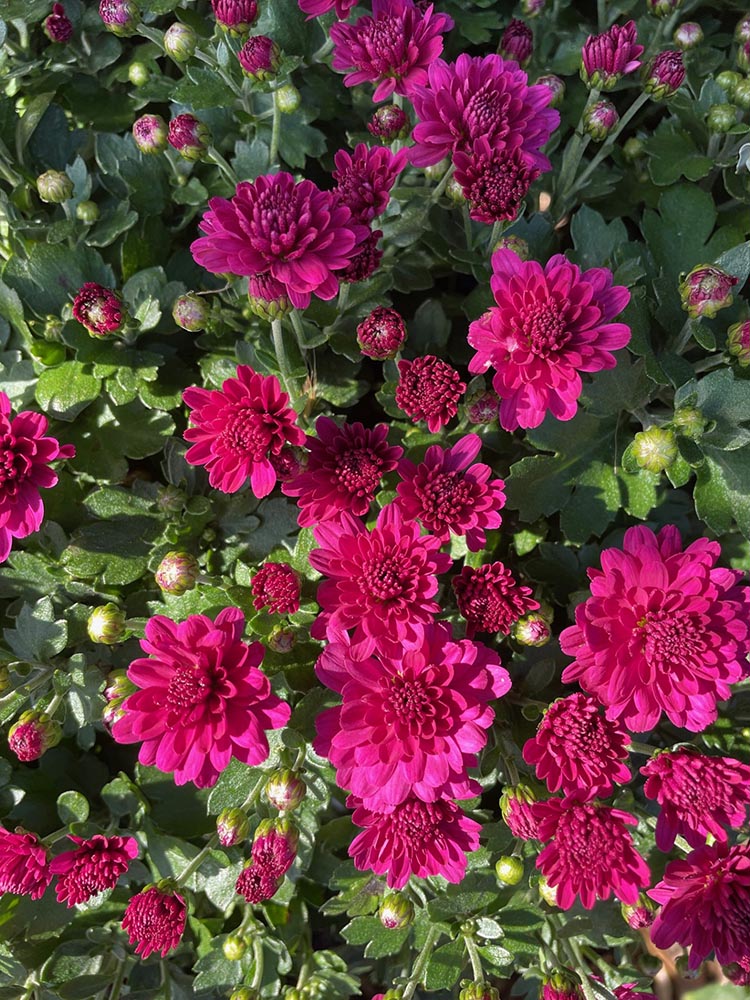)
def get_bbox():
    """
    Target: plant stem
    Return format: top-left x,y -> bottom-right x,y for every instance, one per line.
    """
272,318 -> 296,402
430,163 -> 455,202
628,740 -> 657,756
463,935 -> 483,981
108,957 -> 127,1000
597,0 -> 606,31
251,936 -> 265,990
462,204 -> 474,250
402,927 -> 441,1000
312,35 -> 334,62
488,219 -> 504,251
567,91 -> 650,197
552,88 -> 600,214
176,835 -> 219,888
674,318 -> 694,354
270,89 -> 281,170
207,148 -> 238,187
337,283 -> 350,313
